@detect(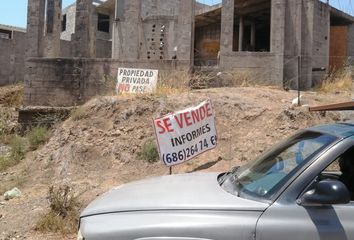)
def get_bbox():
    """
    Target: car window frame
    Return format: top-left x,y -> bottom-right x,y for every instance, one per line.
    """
274,136 -> 354,205
225,130 -> 341,203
